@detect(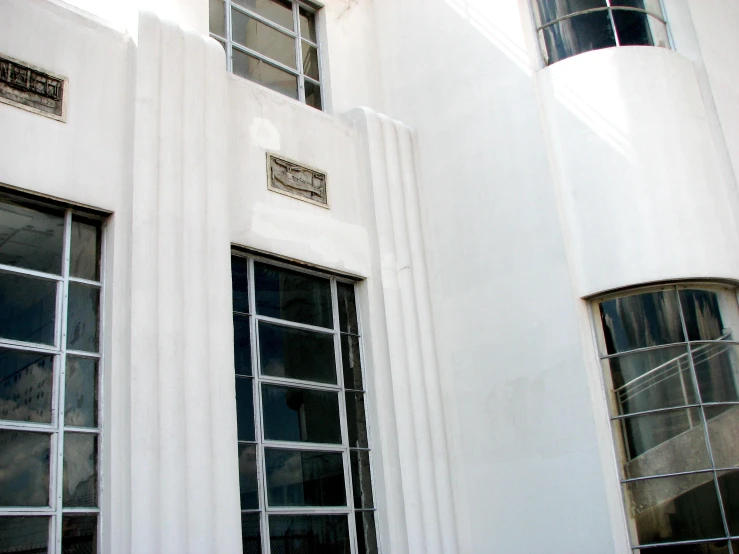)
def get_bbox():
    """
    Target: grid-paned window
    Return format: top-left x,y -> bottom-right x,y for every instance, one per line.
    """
532,0 -> 669,65
210,0 -> 324,110
594,284 -> 739,553
0,193 -> 103,554
231,252 -> 378,554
